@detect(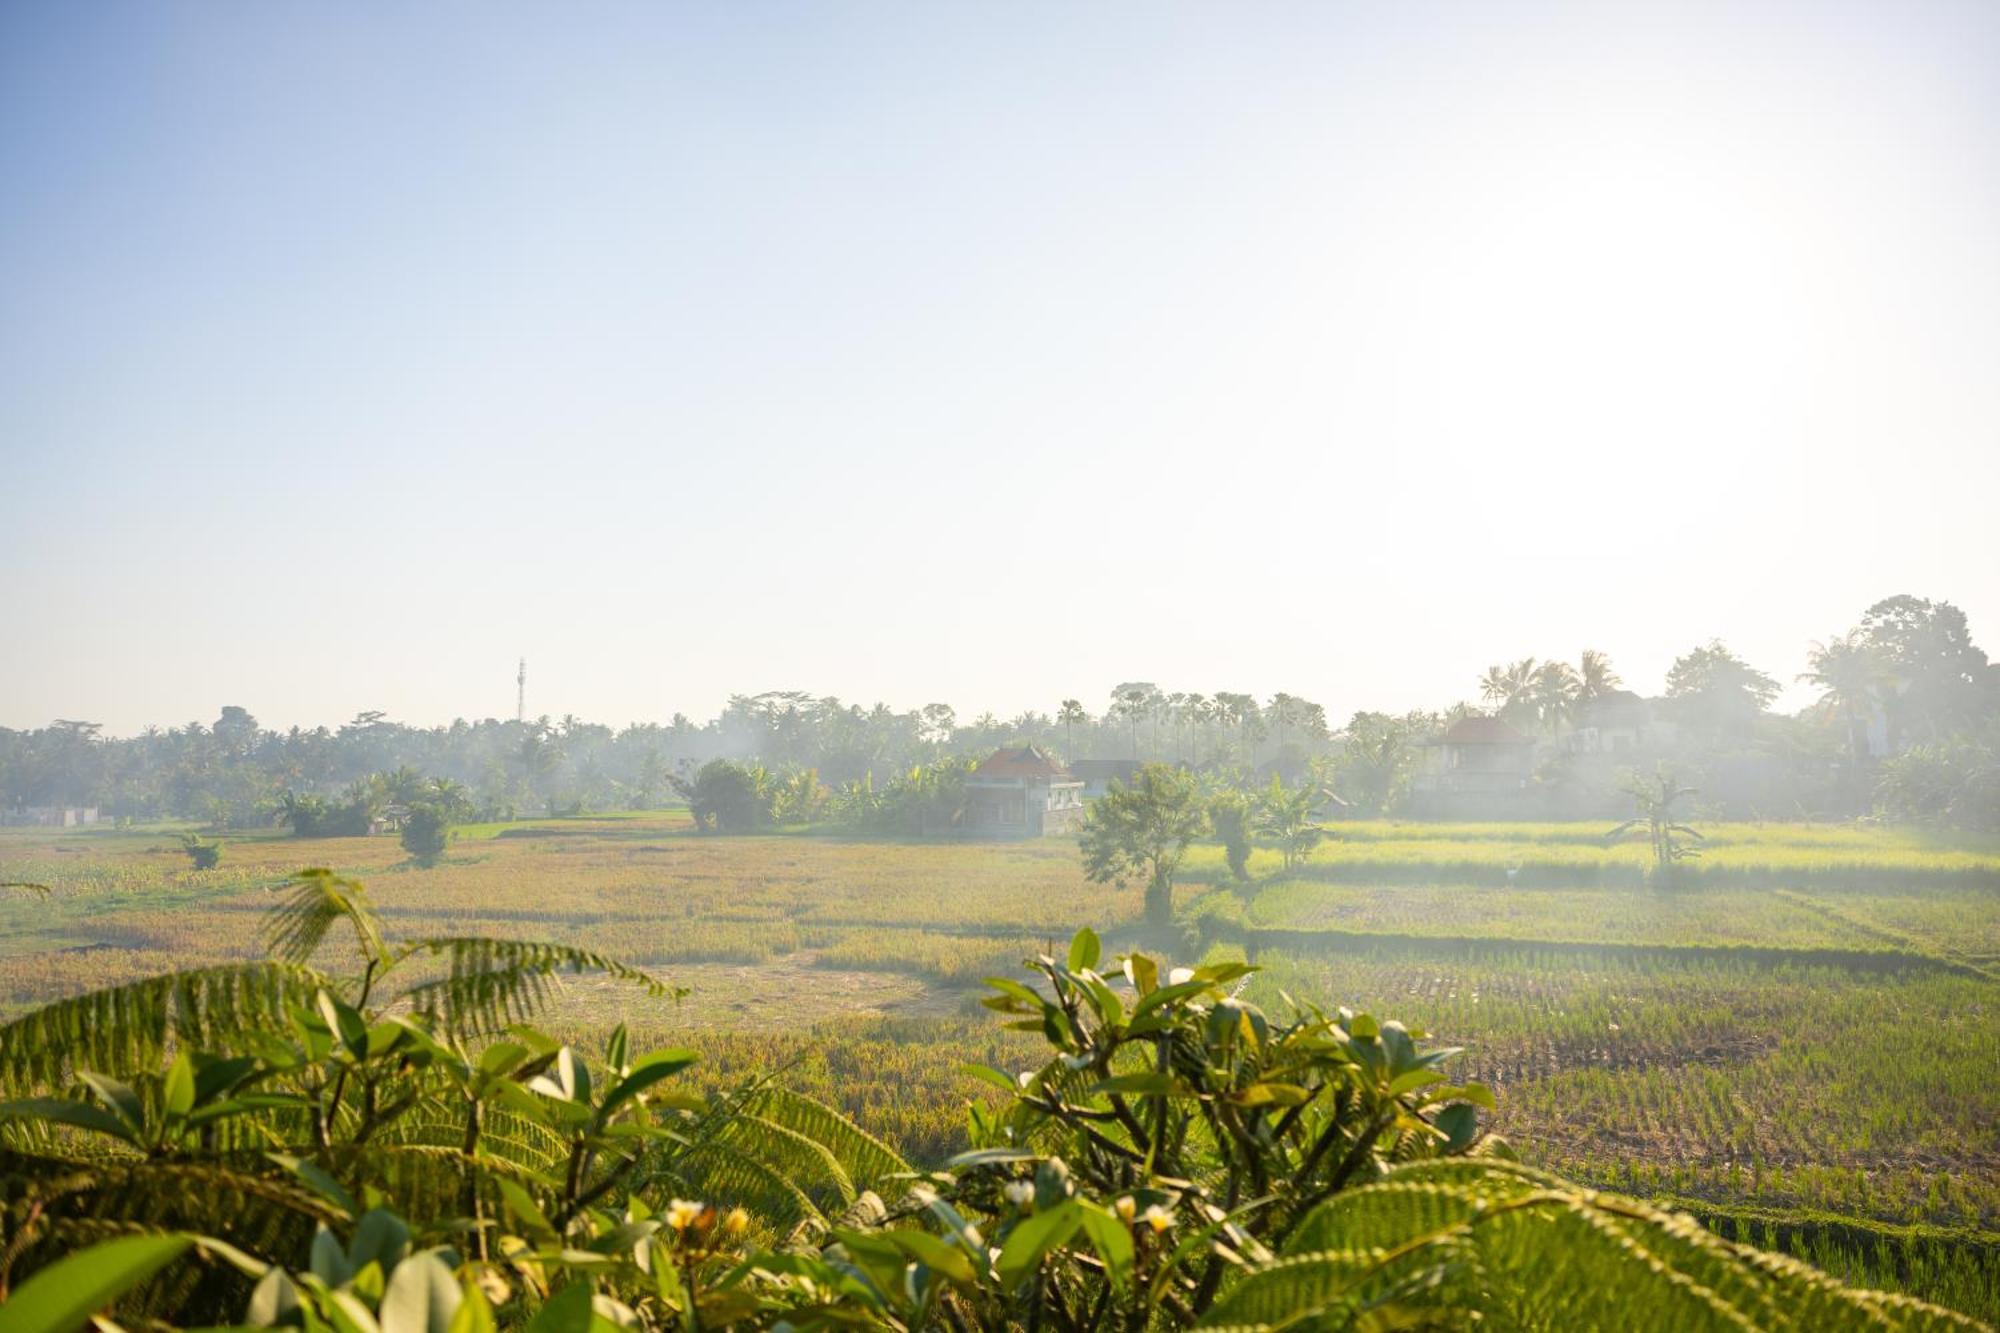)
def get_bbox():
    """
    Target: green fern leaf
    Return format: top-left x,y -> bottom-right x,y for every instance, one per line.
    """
0,963 -> 324,1094
393,937 -> 676,1036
